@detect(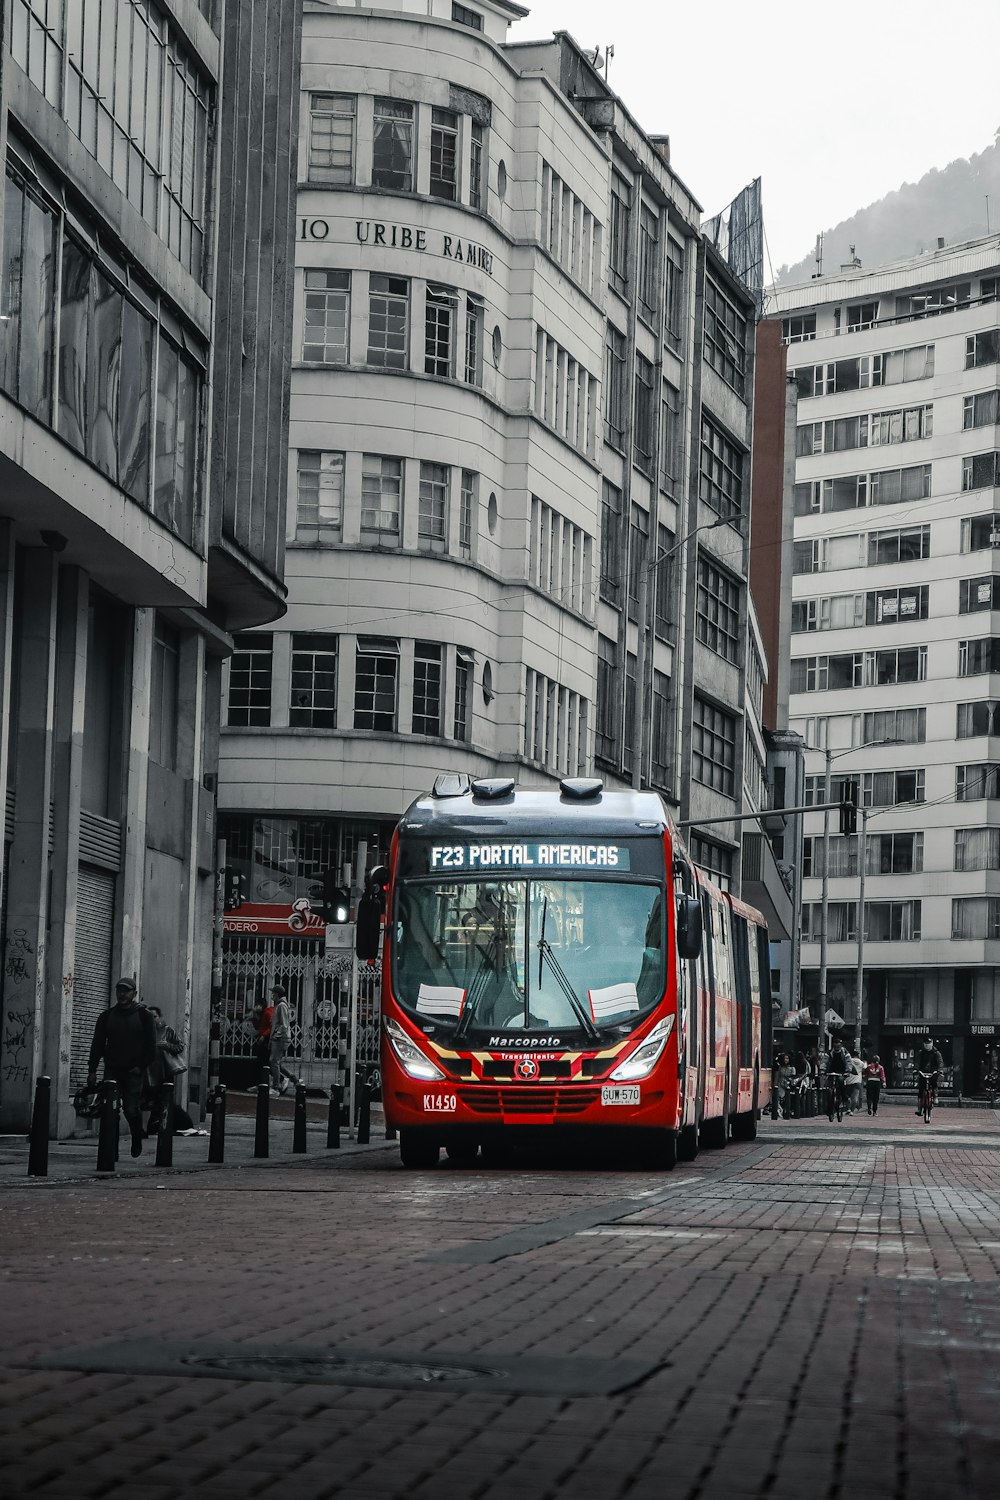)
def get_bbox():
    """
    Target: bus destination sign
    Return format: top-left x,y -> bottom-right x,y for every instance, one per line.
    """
428,842 -> 631,872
